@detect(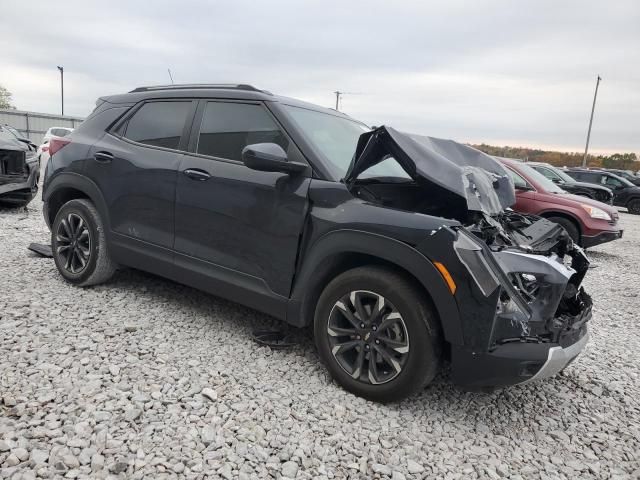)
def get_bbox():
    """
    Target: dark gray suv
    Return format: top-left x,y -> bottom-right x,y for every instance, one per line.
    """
43,84 -> 593,402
